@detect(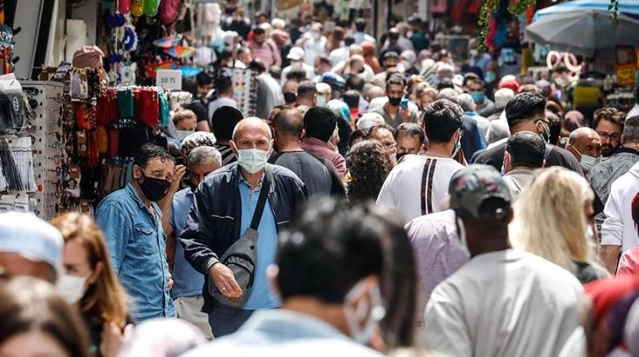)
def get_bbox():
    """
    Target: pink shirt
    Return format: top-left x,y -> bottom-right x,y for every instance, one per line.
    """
617,246 -> 639,276
248,41 -> 281,71
300,137 -> 346,179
